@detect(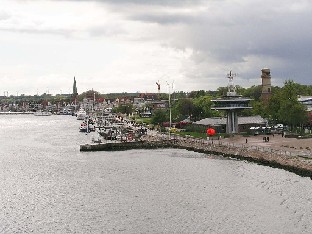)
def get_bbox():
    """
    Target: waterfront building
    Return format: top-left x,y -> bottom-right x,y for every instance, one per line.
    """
80,98 -> 95,112
298,96 -> 312,126
211,71 -> 252,134
298,96 -> 312,112
194,115 -> 267,133
150,100 -> 168,110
